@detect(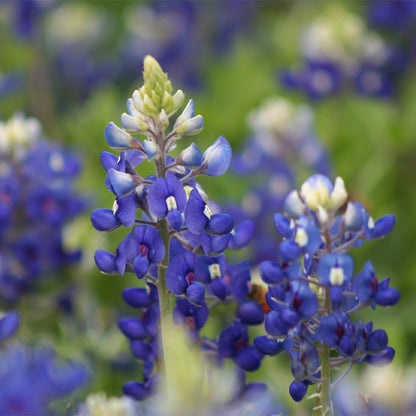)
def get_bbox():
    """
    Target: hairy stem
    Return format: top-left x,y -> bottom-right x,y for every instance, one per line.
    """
157,217 -> 175,397
313,288 -> 332,416
154,132 -> 175,396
